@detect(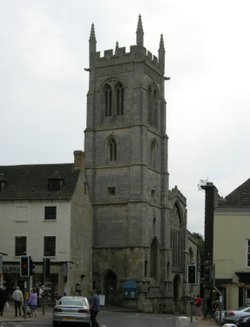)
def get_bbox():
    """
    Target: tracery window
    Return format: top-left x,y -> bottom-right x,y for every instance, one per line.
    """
116,82 -> 124,115
171,203 -> 183,268
103,80 -> 124,117
104,84 -> 112,116
152,89 -> 158,127
147,84 -> 159,127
